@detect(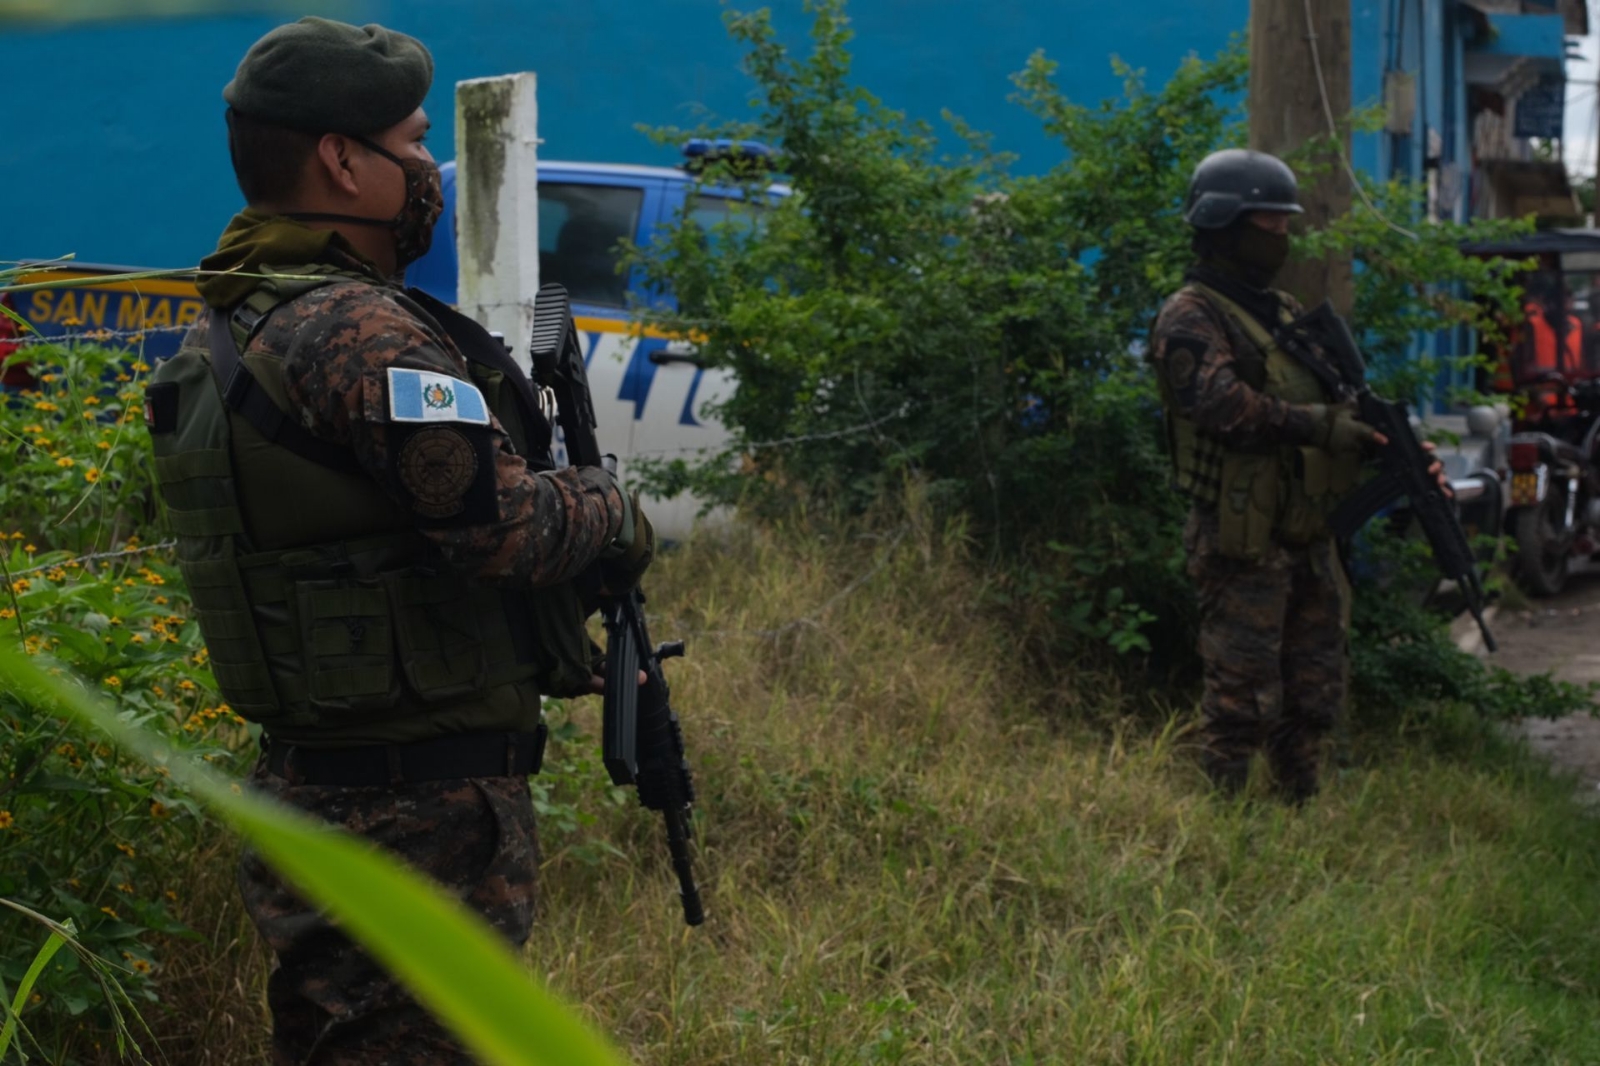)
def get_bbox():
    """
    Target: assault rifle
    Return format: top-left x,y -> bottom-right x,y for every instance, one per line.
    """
1276,301 -> 1497,652
528,283 -> 704,927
